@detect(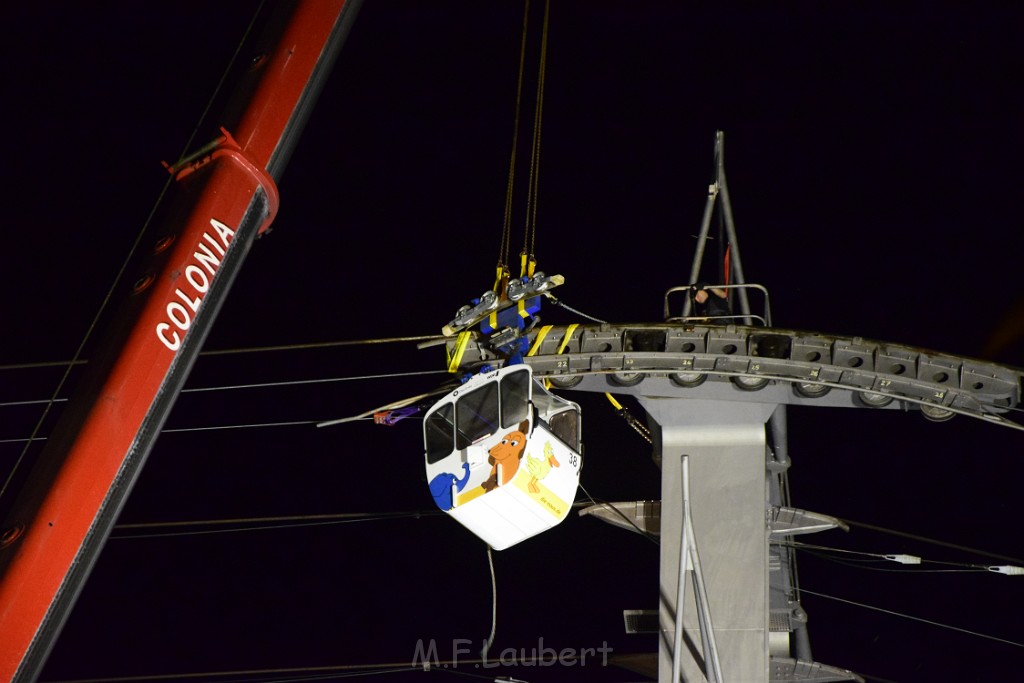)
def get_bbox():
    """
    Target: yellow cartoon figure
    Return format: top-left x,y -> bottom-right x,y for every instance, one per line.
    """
525,441 -> 561,494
